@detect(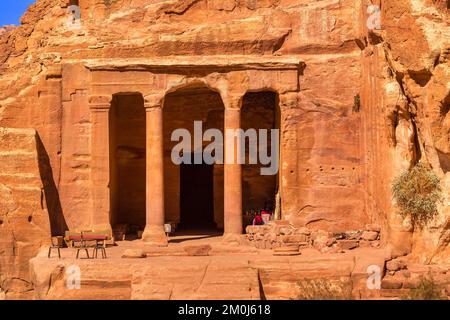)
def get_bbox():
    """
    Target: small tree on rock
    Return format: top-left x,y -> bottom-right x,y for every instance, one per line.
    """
392,162 -> 443,228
